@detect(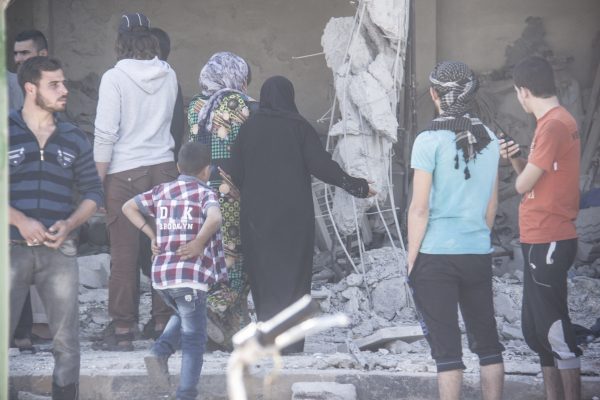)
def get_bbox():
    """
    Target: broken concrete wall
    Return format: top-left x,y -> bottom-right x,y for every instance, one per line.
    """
321,0 -> 409,235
